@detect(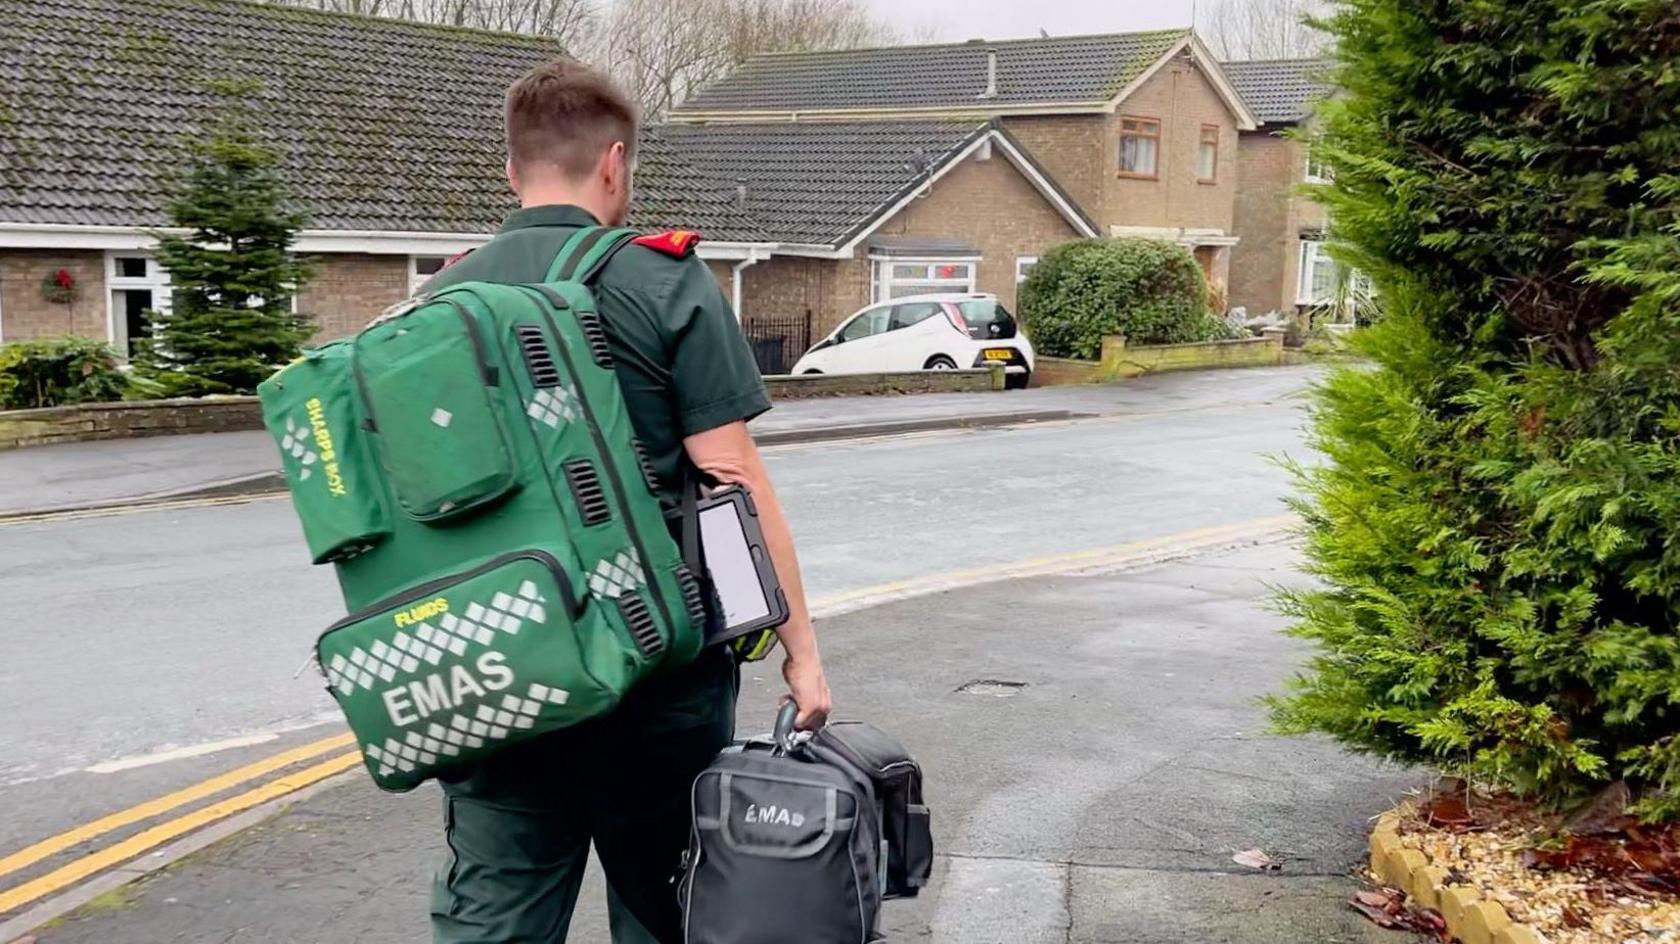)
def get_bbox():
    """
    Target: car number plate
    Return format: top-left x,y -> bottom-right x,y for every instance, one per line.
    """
982,348 -> 1015,361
